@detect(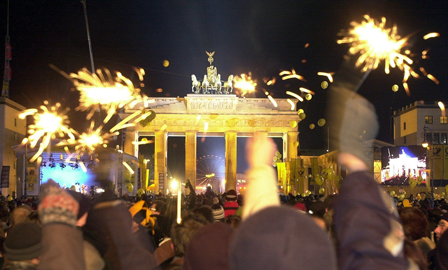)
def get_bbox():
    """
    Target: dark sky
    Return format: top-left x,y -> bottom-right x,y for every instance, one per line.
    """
1,0 -> 447,158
